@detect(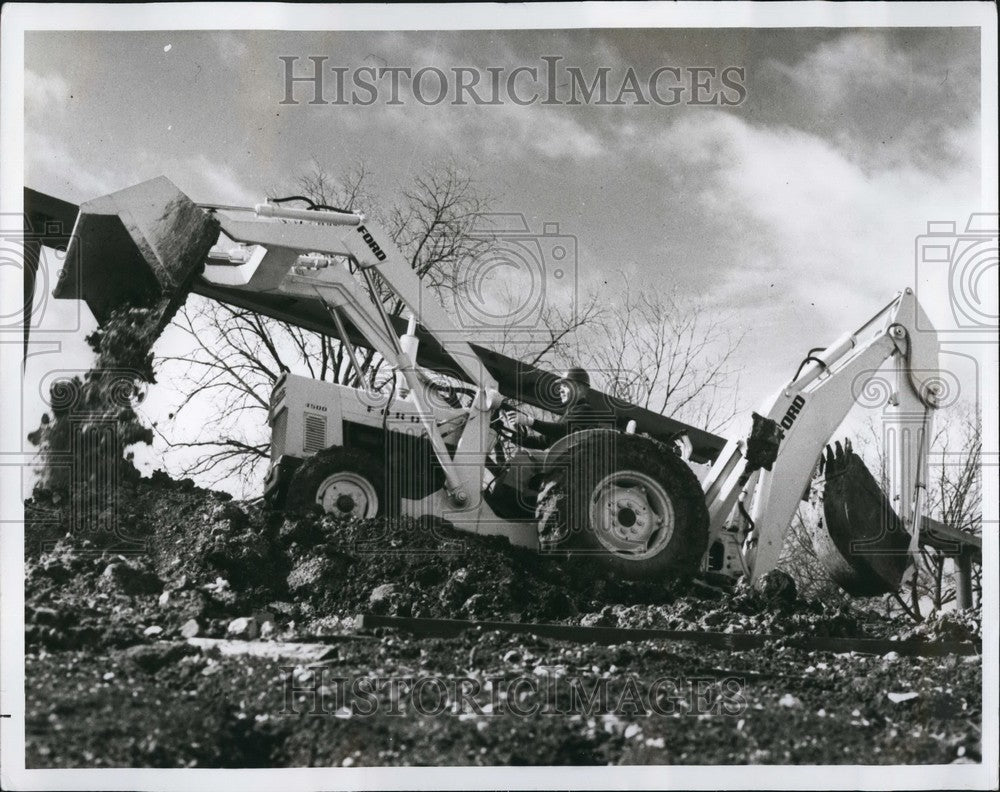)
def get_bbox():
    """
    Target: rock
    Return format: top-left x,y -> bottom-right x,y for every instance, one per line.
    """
438,578 -> 470,608
759,570 -> 797,603
778,693 -> 802,708
209,502 -> 248,530
259,620 -> 277,639
287,556 -> 348,594
158,591 -> 171,607
624,723 -> 643,739
125,641 -> 196,673
143,625 -> 163,637
279,517 -> 322,546
207,586 -> 238,608
226,616 -> 259,639
580,612 -> 610,628
887,691 -> 919,704
269,601 -> 296,616
286,557 -> 326,594
188,637 -> 336,663
203,577 -> 230,593
180,619 -> 201,638
40,558 -> 72,582
369,584 -> 398,606
102,561 -> 163,595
